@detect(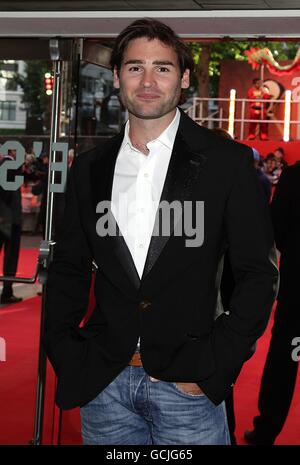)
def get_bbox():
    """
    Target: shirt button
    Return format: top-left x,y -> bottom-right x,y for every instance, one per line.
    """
139,243 -> 144,248
144,173 -> 149,178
